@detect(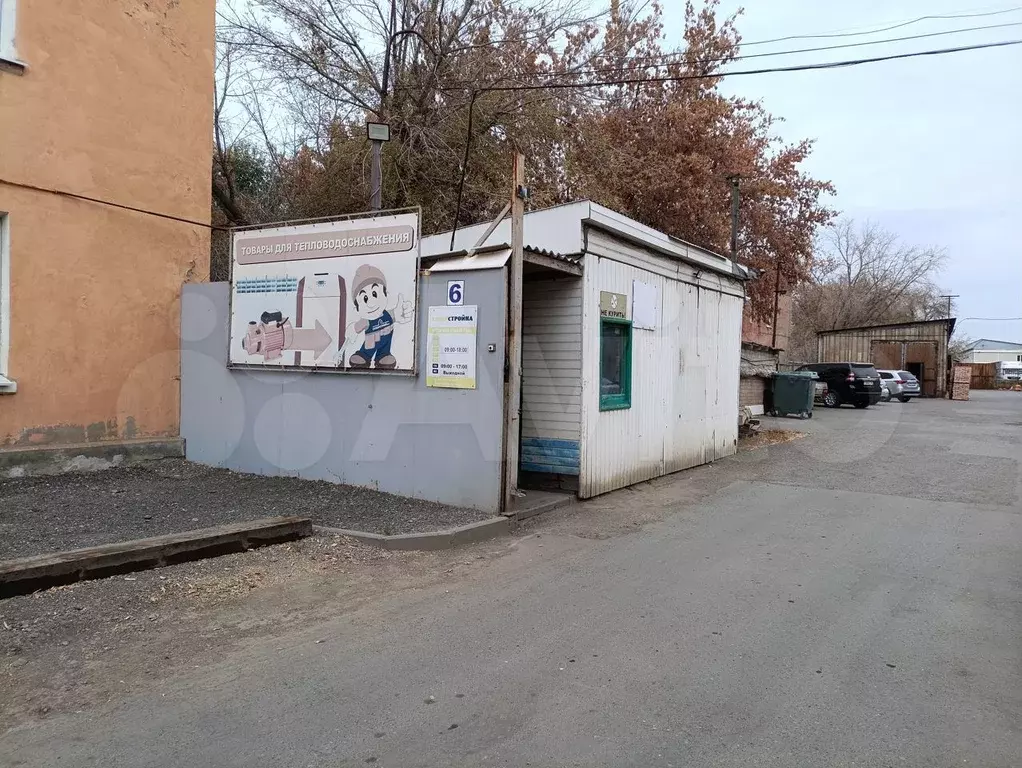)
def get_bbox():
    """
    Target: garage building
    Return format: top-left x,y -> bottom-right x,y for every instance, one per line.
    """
817,319 -> 955,398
